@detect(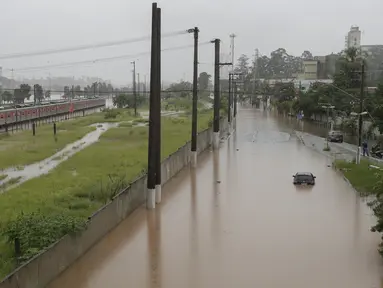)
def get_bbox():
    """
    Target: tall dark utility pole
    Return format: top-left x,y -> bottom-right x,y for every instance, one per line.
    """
228,73 -> 232,124
357,62 -> 365,164
229,72 -> 241,129
155,6 -> 162,204
211,39 -> 232,149
188,27 -> 199,167
147,2 -> 159,209
131,61 -> 137,117
212,39 -> 220,149
234,81 -> 238,117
